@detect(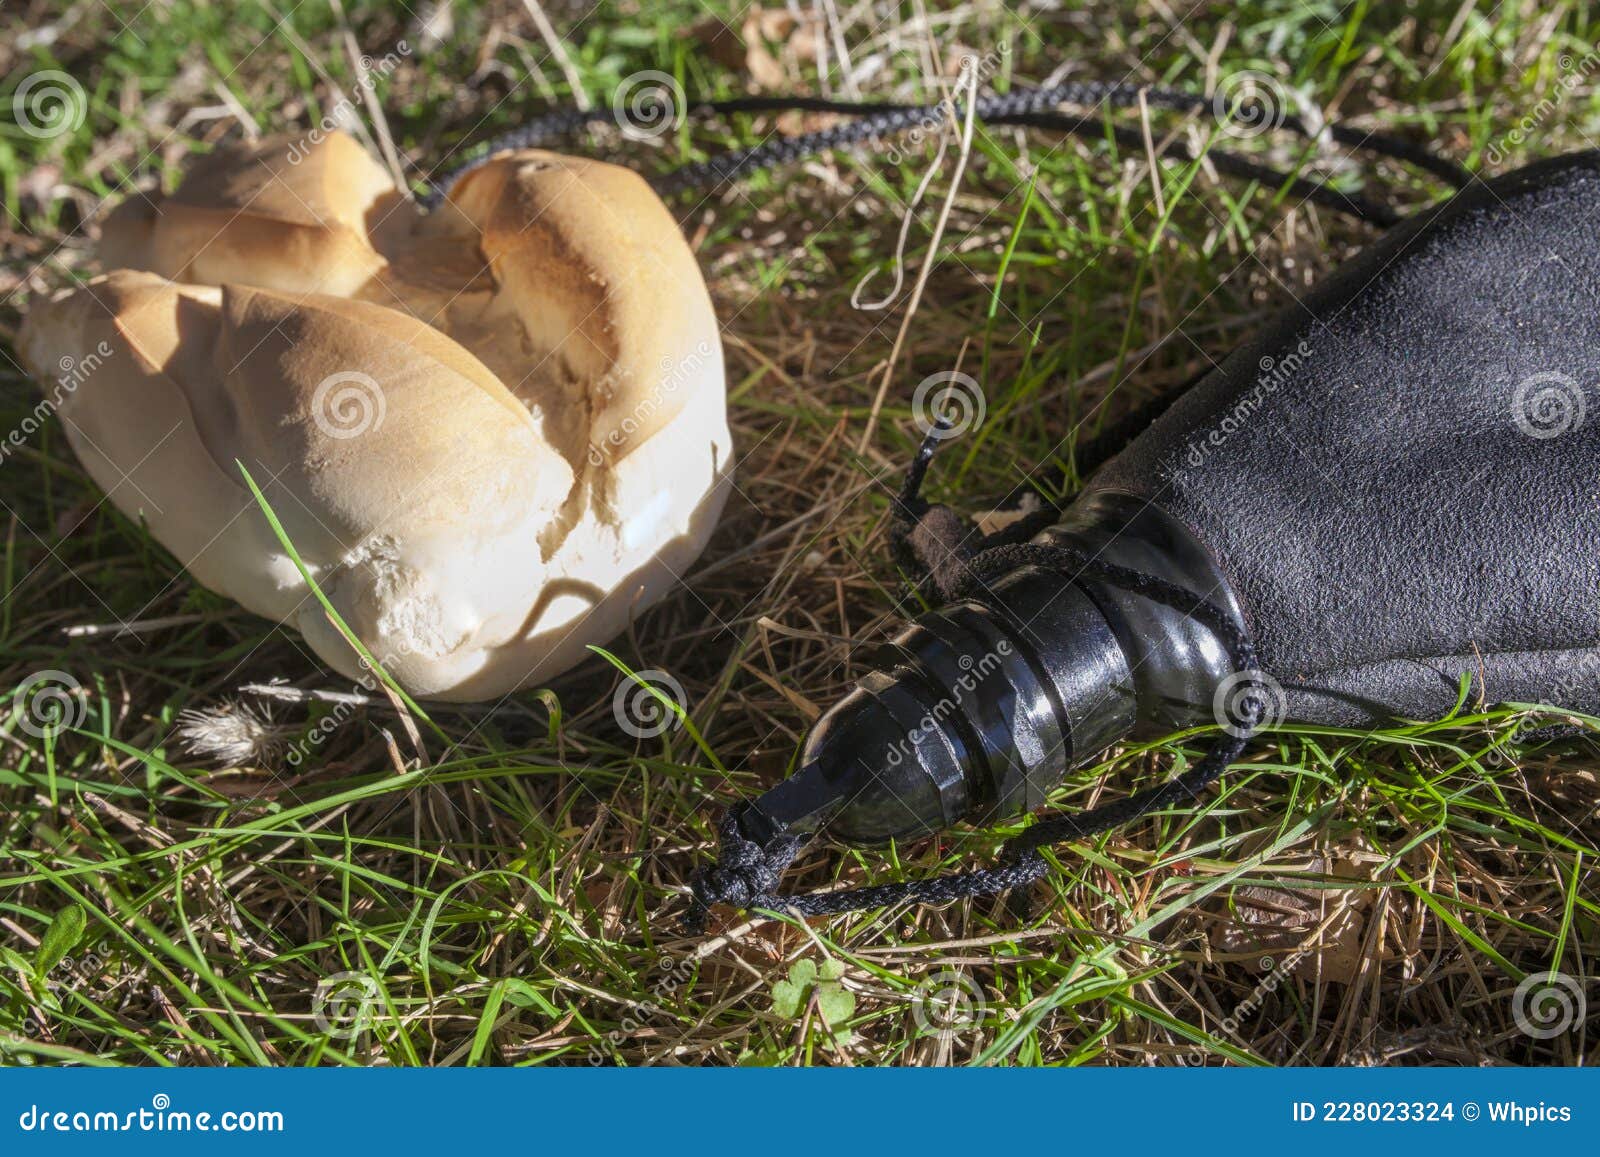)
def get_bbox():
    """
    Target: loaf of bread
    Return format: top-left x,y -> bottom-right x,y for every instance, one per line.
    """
19,133 -> 730,700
